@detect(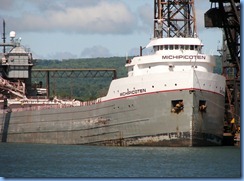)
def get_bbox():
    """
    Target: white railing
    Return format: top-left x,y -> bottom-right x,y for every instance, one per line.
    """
7,97 -> 103,113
